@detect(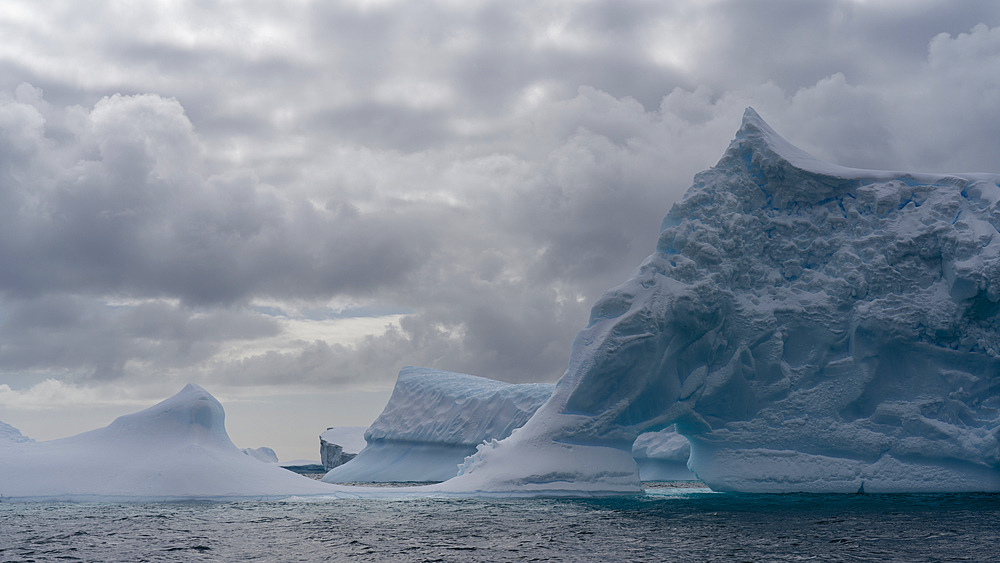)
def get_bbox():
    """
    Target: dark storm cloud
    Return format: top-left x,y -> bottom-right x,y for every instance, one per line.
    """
0,1 -> 999,396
